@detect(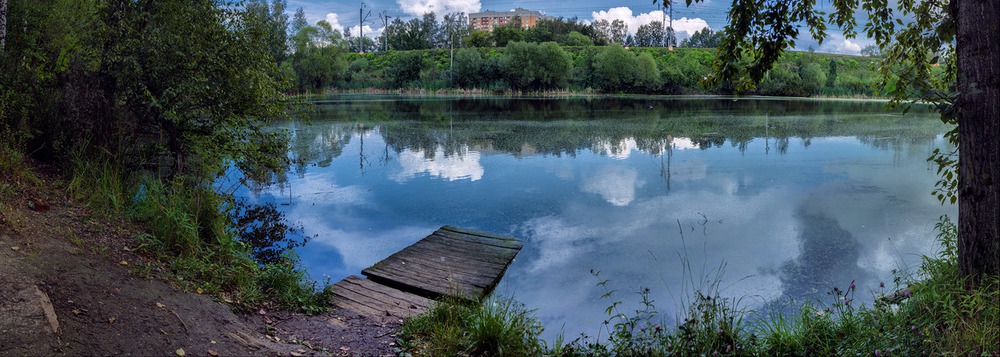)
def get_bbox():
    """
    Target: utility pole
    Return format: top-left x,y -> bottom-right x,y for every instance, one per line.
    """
359,2 -> 371,53
380,10 -> 391,52
660,1 -> 665,47
667,0 -> 674,50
